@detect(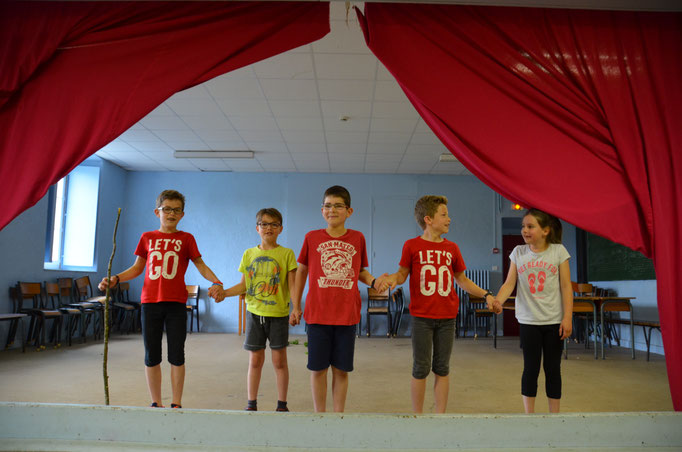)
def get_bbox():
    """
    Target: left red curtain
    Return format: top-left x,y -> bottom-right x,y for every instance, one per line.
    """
0,1 -> 330,230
